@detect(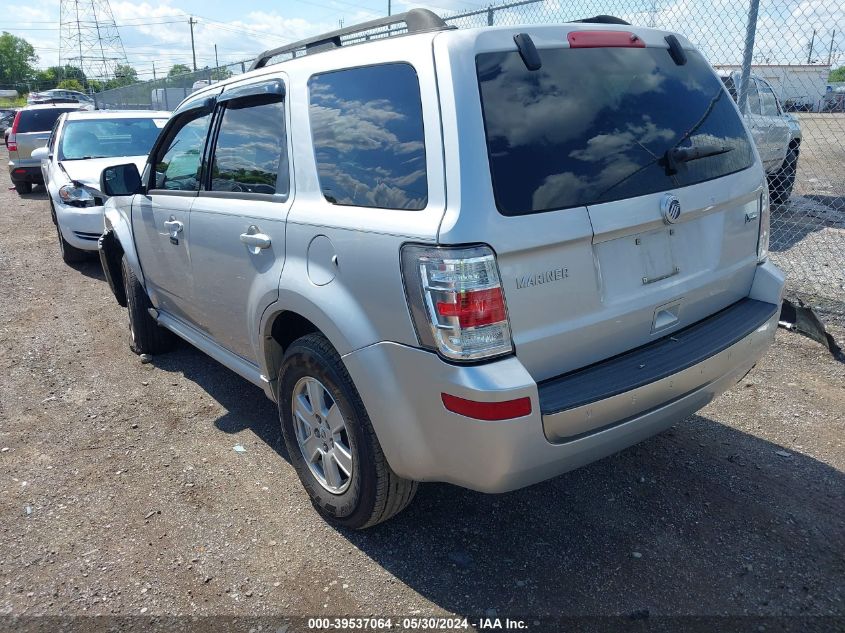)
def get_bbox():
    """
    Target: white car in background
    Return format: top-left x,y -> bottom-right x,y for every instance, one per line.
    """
33,110 -> 169,264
